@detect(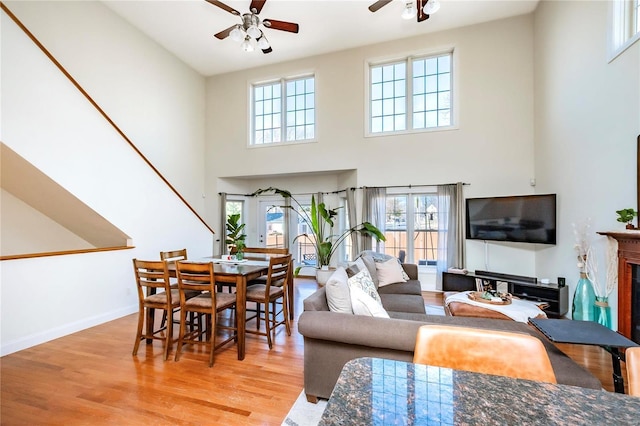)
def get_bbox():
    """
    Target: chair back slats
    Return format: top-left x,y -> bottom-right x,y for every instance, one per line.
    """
266,255 -> 292,290
160,248 -> 187,262
175,261 -> 215,295
243,247 -> 289,255
133,259 -> 171,293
